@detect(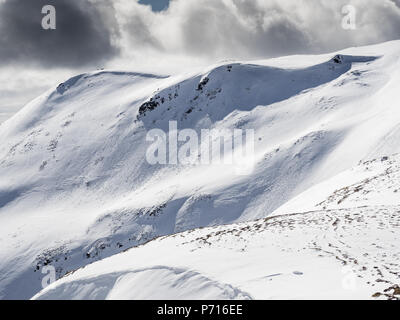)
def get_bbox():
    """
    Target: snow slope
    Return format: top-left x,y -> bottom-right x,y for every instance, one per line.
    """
33,206 -> 400,300
274,154 -> 400,214
33,153 -> 400,300
1,40 -> 400,299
